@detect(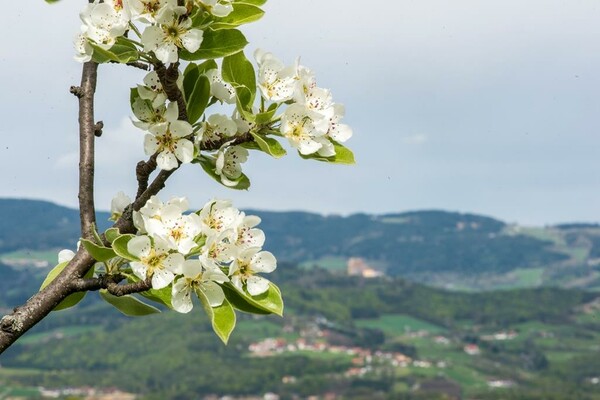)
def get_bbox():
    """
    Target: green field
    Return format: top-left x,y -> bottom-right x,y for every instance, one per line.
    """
356,314 -> 446,336
299,256 -> 348,271
17,325 -> 100,345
